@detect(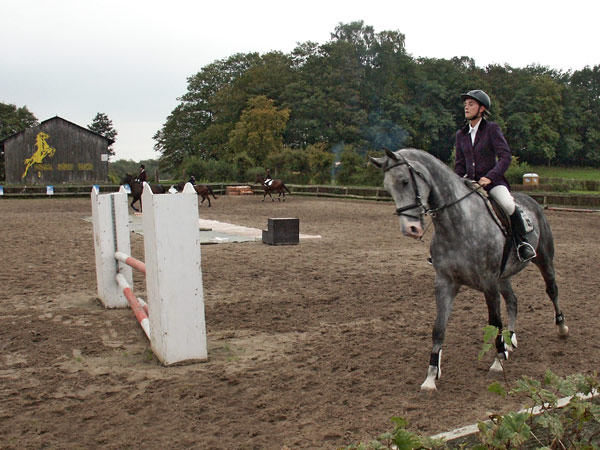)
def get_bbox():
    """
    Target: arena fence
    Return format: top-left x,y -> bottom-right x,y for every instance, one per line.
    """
2,179 -> 599,209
